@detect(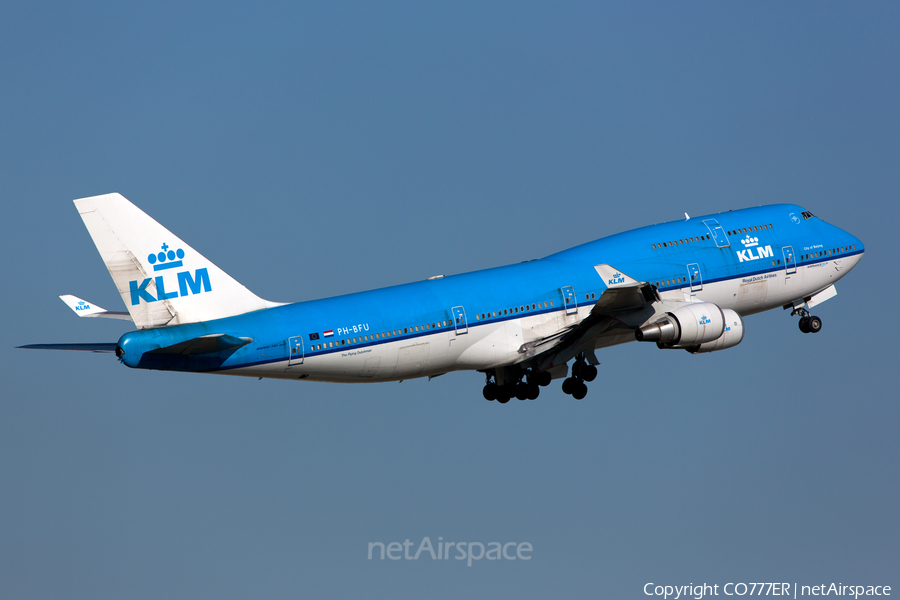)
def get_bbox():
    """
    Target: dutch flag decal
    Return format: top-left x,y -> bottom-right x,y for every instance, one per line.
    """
323,330 -> 334,338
